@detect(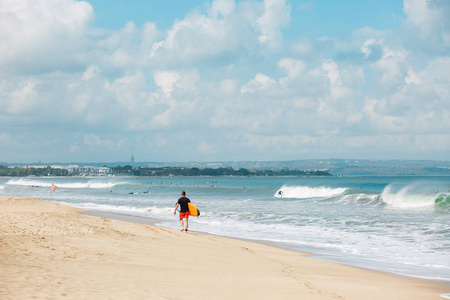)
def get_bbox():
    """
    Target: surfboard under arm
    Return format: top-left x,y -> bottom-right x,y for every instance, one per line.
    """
188,202 -> 200,217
